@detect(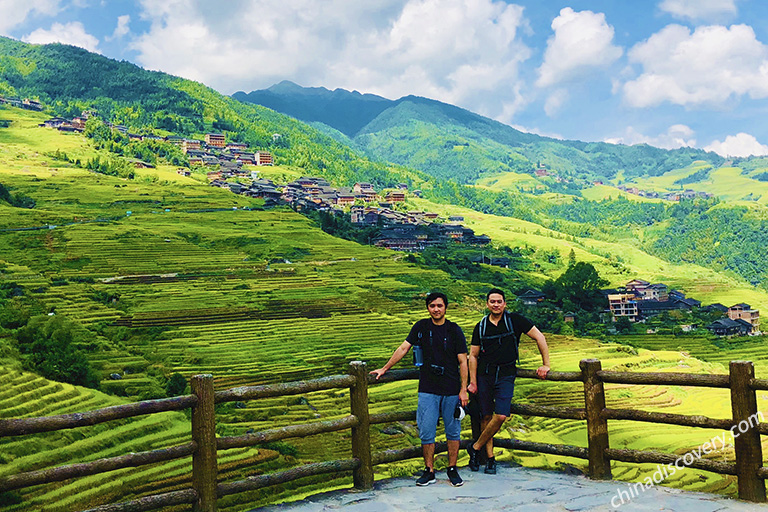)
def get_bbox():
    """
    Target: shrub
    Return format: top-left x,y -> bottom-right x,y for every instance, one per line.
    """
15,315 -> 100,388
165,372 -> 187,396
